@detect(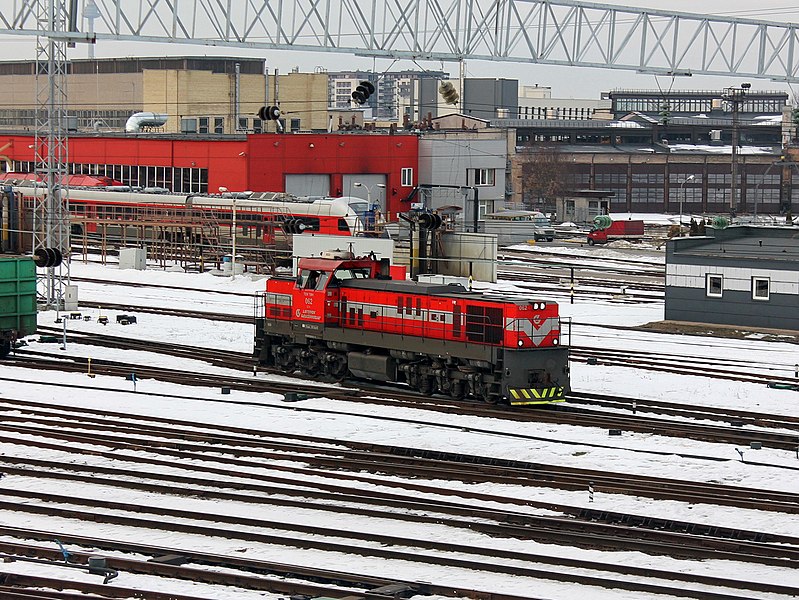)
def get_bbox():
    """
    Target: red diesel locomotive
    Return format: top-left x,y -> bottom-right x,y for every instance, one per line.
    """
254,251 -> 569,405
